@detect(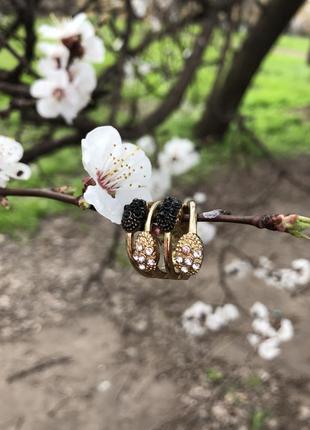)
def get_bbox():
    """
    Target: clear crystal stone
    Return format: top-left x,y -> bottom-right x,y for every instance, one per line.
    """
147,258 -> 156,266
136,244 -> 143,252
193,250 -> 202,258
181,266 -> 189,273
139,264 -> 146,270
185,258 -> 192,266
133,254 -> 139,261
145,247 -> 153,256
182,245 -> 191,254
138,256 -> 145,263
192,263 -> 200,271
176,256 -> 183,264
